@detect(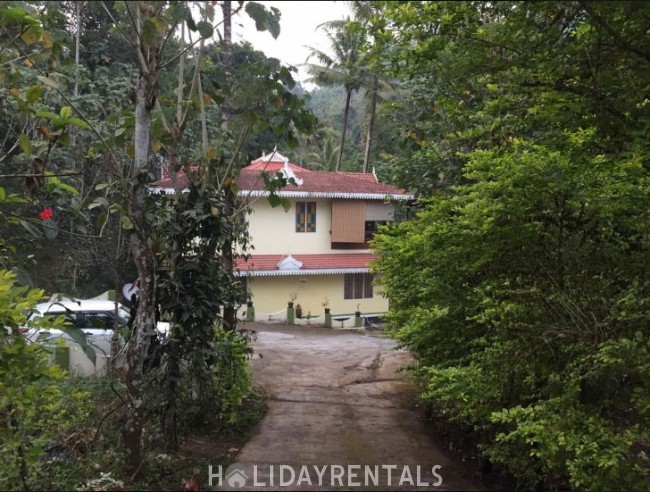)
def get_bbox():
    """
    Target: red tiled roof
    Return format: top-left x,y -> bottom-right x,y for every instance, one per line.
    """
237,169 -> 407,196
339,172 -> 378,183
152,154 -> 410,198
242,161 -> 310,173
235,253 -> 377,272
